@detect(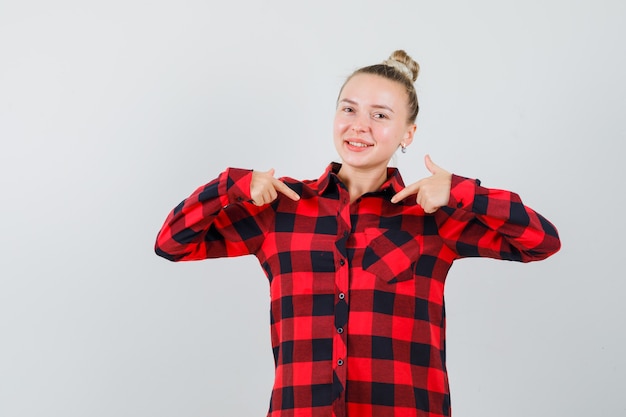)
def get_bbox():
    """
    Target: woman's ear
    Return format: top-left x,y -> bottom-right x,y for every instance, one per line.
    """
403,123 -> 417,146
